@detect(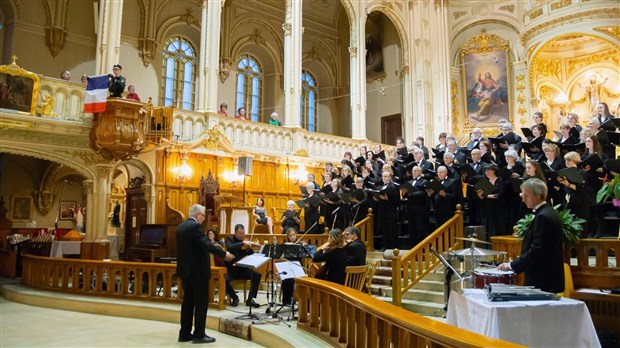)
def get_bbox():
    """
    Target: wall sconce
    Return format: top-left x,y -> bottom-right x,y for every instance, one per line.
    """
171,152 -> 193,184
223,169 -> 244,189
291,165 -> 308,185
